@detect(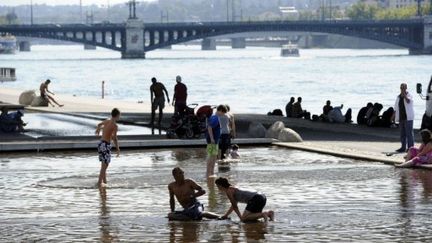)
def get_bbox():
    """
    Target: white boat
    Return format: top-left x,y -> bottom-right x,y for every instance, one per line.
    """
281,42 -> 299,57
0,67 -> 17,82
0,35 -> 17,54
